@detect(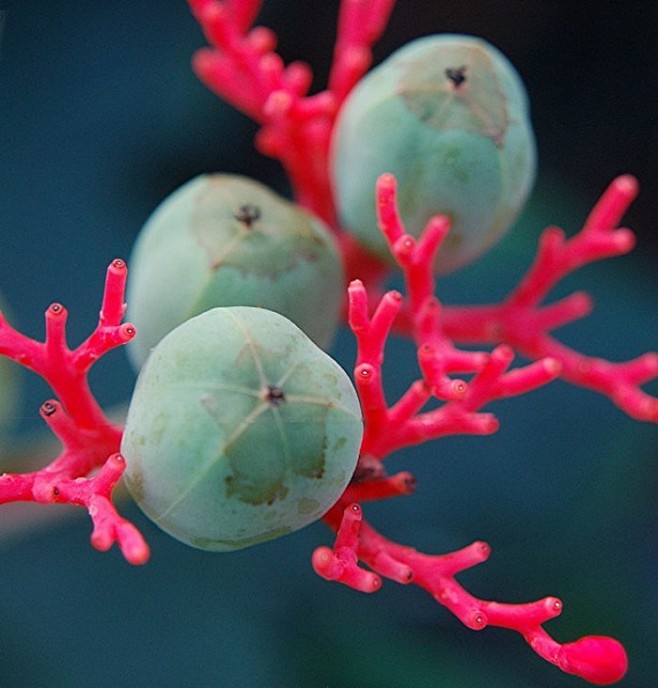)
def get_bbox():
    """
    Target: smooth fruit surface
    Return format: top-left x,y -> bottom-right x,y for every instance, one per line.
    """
126,174 -> 344,369
331,34 -> 536,273
0,295 -> 21,439
121,306 -> 363,551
